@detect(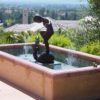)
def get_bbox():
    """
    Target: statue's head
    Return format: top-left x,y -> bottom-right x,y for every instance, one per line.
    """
33,15 -> 43,23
